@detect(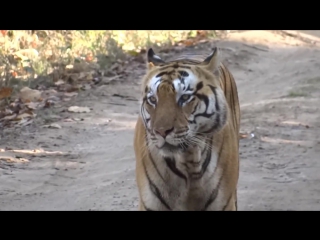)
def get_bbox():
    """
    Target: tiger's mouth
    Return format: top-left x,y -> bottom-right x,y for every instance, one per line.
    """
156,141 -> 189,152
